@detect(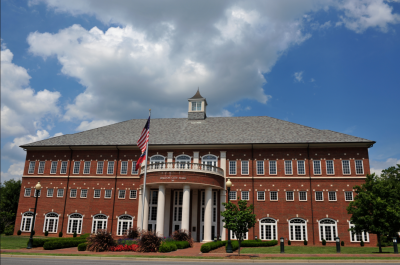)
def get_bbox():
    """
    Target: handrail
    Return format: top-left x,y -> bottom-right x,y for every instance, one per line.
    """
141,162 -> 224,176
